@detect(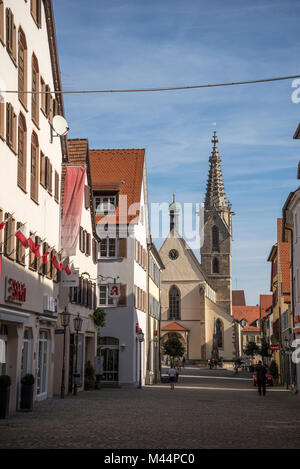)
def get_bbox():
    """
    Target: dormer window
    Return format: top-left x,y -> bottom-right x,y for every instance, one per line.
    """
94,196 -> 116,214
241,319 -> 248,328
